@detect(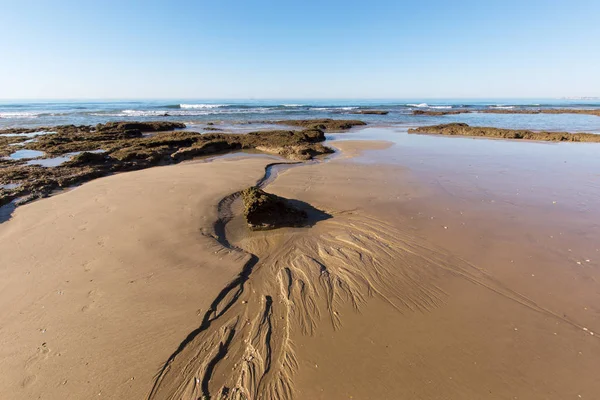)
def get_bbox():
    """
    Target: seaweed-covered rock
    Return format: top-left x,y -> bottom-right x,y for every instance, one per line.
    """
95,121 -> 186,133
170,140 -> 236,161
0,120 -> 337,216
255,143 -> 333,160
65,151 -> 108,166
241,187 -> 308,230
408,123 -> 600,142
274,119 -> 366,131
